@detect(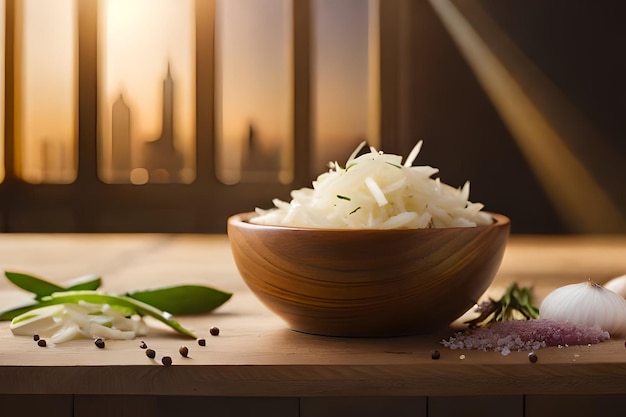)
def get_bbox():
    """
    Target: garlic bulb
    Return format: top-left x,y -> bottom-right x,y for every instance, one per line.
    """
603,274 -> 626,298
539,279 -> 626,337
